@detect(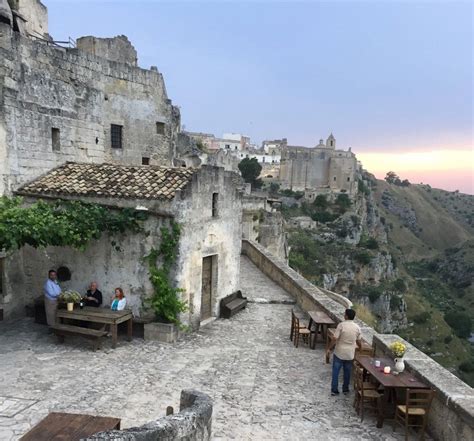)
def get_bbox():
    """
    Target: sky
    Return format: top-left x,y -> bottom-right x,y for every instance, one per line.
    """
46,0 -> 473,193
